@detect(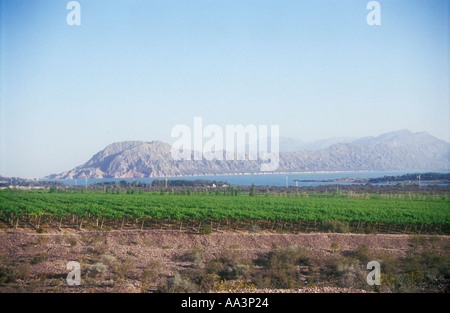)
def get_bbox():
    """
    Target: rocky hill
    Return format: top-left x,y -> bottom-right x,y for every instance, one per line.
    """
47,130 -> 449,179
